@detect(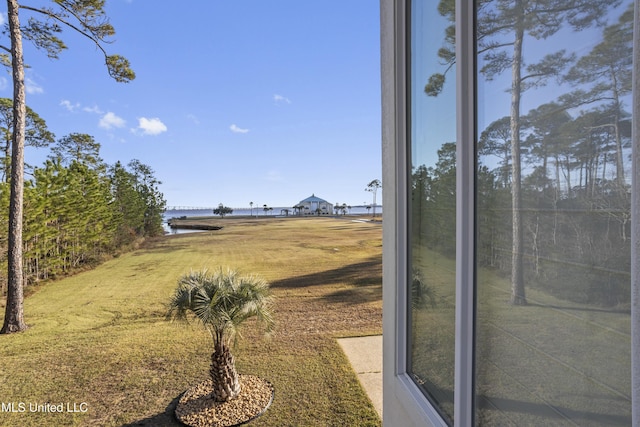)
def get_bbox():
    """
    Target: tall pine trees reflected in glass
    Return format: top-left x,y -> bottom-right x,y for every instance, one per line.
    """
475,1 -> 632,425
408,0 -> 456,422
414,0 -> 634,425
